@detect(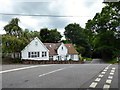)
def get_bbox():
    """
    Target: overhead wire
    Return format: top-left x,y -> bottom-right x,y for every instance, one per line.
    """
0,13 -> 93,17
